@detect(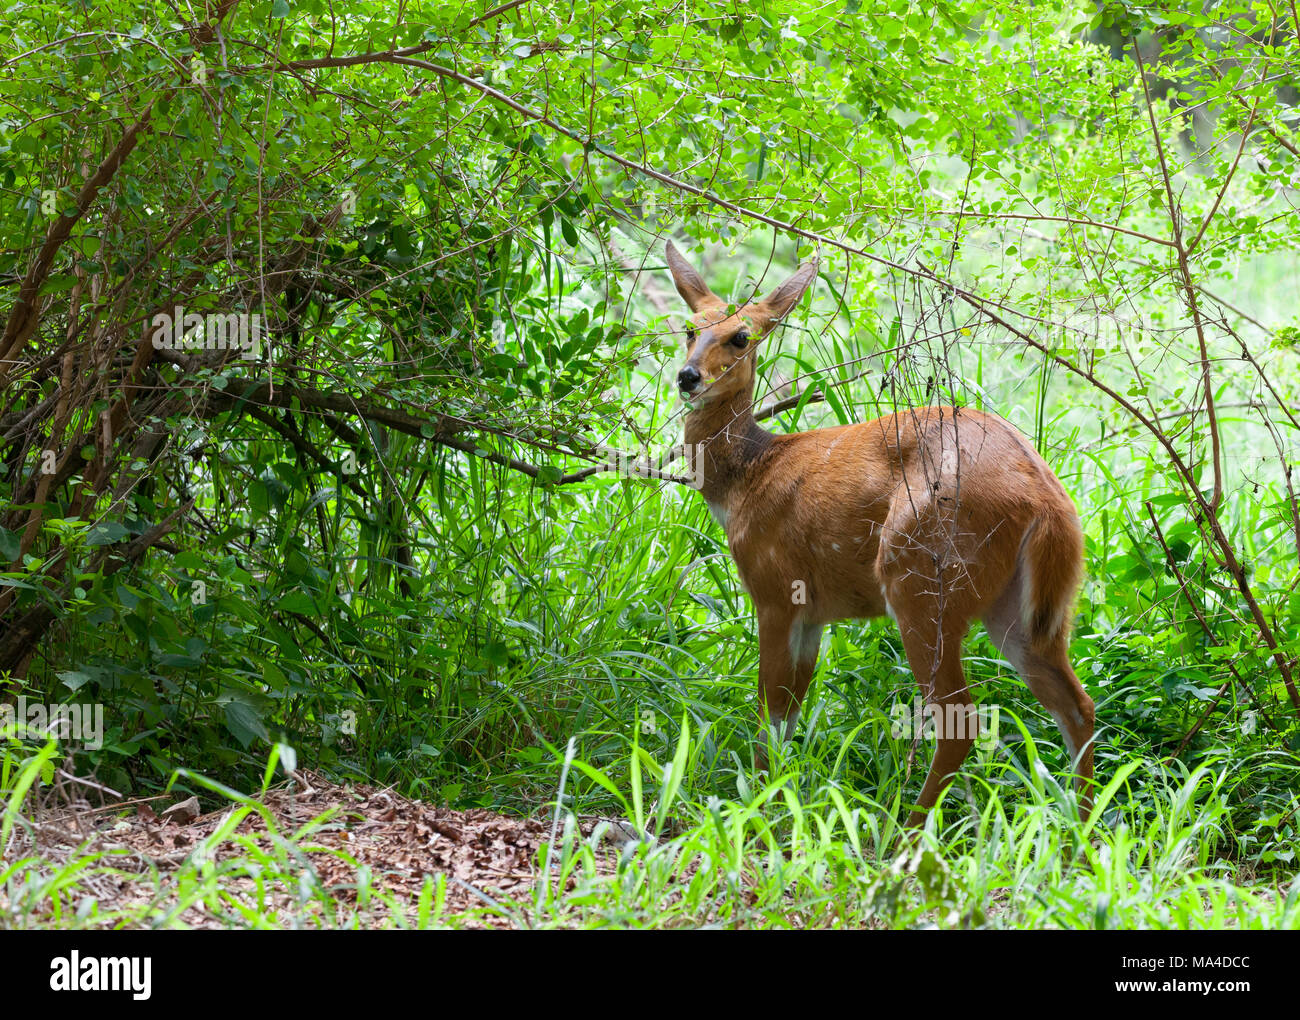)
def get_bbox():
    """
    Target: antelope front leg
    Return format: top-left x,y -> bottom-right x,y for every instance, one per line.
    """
754,609 -> 821,771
